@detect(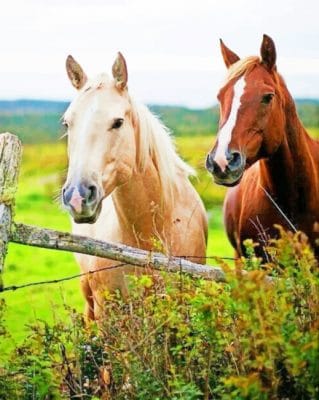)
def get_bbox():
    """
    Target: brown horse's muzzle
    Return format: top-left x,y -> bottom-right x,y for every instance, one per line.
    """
62,181 -> 103,223
206,150 -> 245,187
